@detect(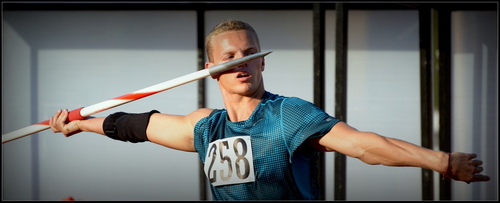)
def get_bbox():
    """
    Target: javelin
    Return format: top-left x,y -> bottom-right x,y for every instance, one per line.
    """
2,50 -> 273,144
